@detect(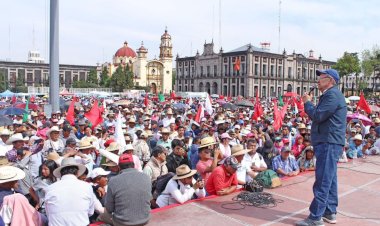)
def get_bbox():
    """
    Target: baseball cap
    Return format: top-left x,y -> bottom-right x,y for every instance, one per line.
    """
316,69 -> 339,84
62,125 -> 72,132
281,146 -> 291,153
66,137 -> 77,146
89,167 -> 110,179
223,156 -> 241,170
118,153 -> 134,164
184,131 -> 192,138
